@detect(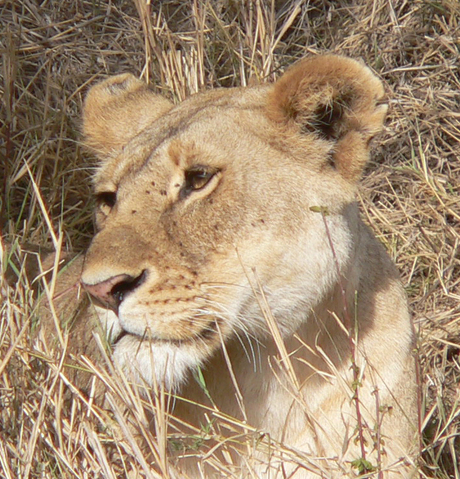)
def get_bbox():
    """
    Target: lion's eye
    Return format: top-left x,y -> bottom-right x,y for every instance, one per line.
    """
181,167 -> 217,199
96,191 -> 117,210
185,168 -> 214,190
